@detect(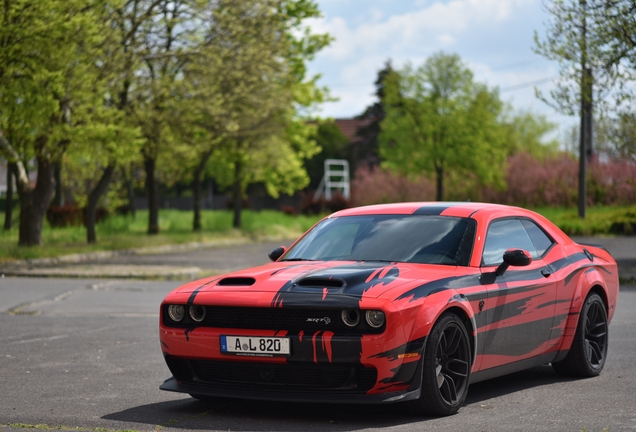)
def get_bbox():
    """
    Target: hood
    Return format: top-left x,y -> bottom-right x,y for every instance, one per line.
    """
174,260 -> 460,301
